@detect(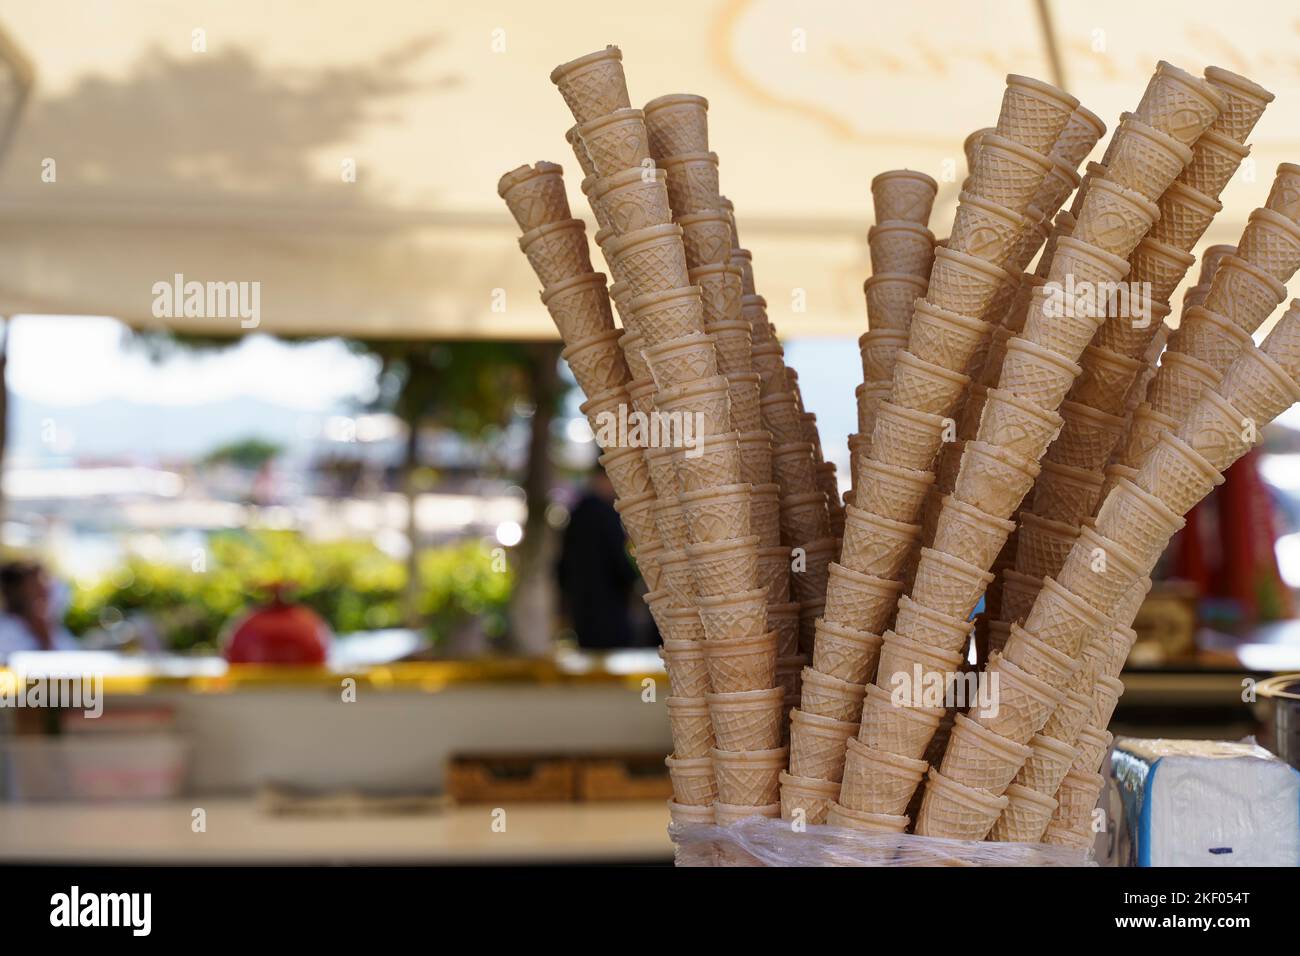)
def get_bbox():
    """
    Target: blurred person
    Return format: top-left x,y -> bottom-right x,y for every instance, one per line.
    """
0,561 -> 79,660
556,468 -> 641,649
